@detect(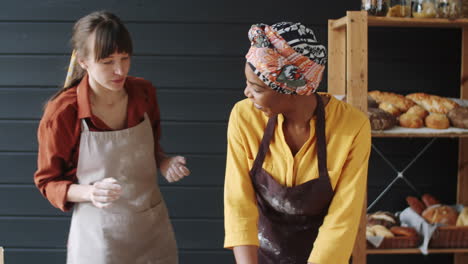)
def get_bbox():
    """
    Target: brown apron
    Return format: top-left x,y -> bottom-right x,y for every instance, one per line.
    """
67,113 -> 178,264
250,93 -> 334,264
